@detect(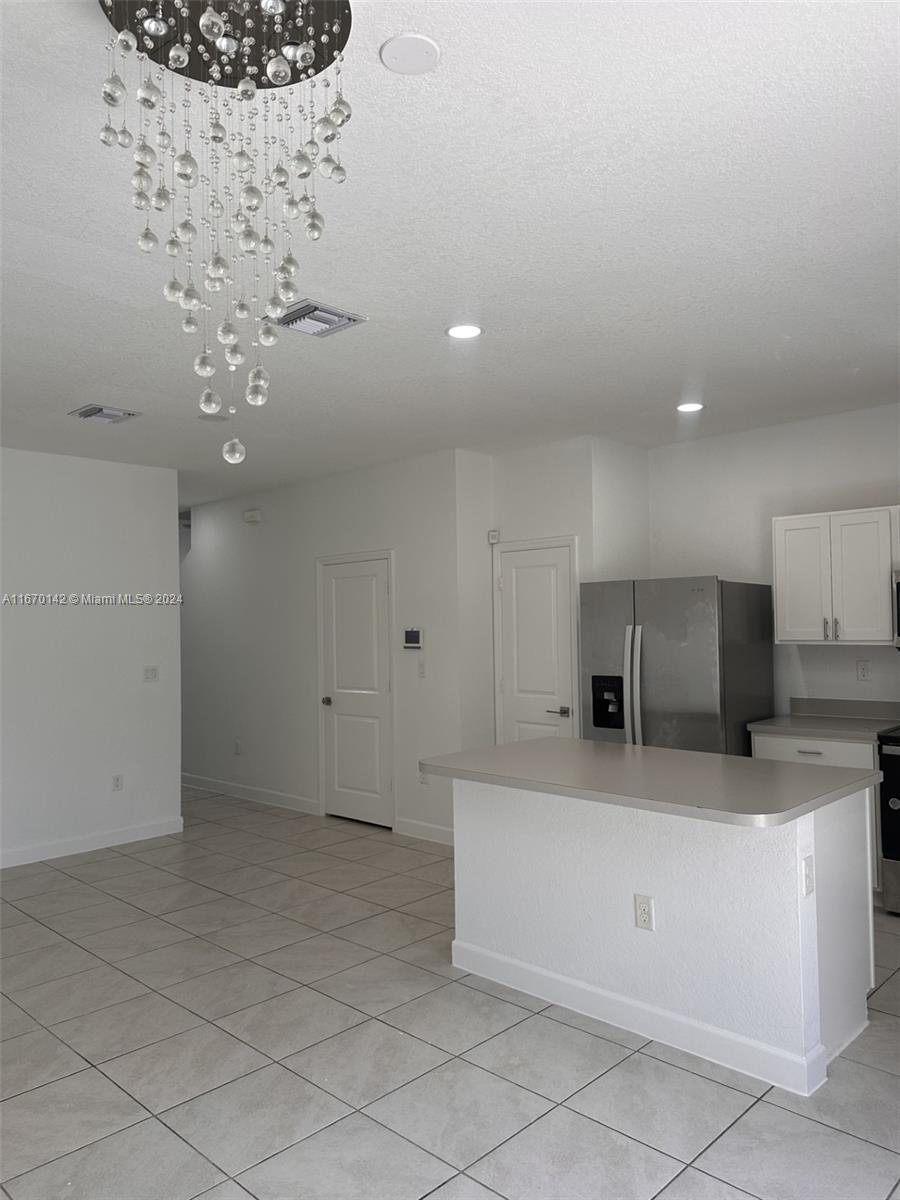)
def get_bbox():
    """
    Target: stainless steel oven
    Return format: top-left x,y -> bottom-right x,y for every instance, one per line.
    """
880,725 -> 900,913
